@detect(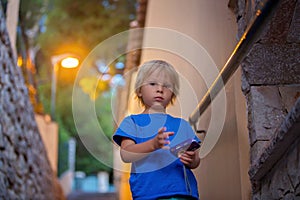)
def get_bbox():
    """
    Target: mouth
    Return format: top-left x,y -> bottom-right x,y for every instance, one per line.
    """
154,97 -> 164,101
